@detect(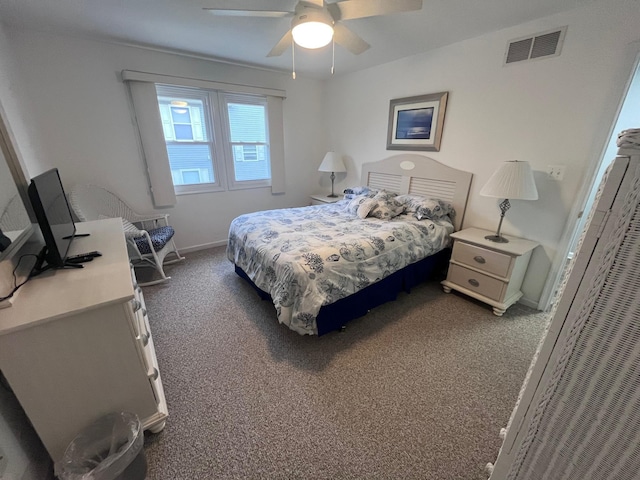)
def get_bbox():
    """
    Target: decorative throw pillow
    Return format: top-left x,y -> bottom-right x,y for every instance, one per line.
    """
414,199 -> 456,221
395,195 -> 455,220
345,196 -> 378,219
343,186 -> 378,200
367,191 -> 404,220
395,194 -> 429,213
